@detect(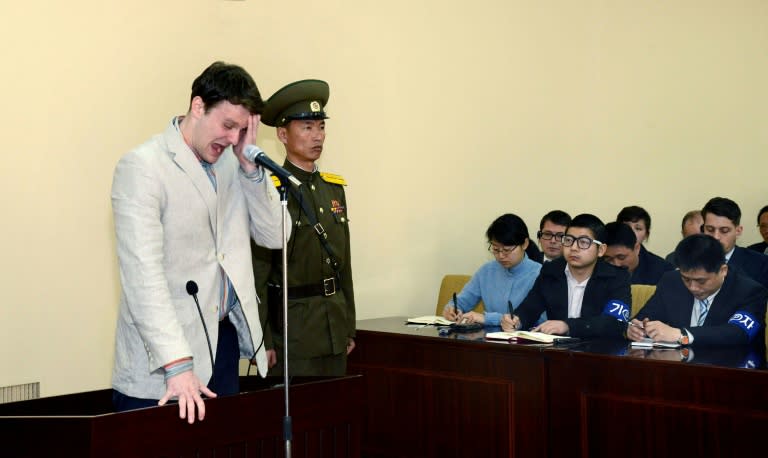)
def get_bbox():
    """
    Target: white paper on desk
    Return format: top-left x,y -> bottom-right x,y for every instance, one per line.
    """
406,315 -> 454,326
485,330 -> 572,344
630,338 -> 681,349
